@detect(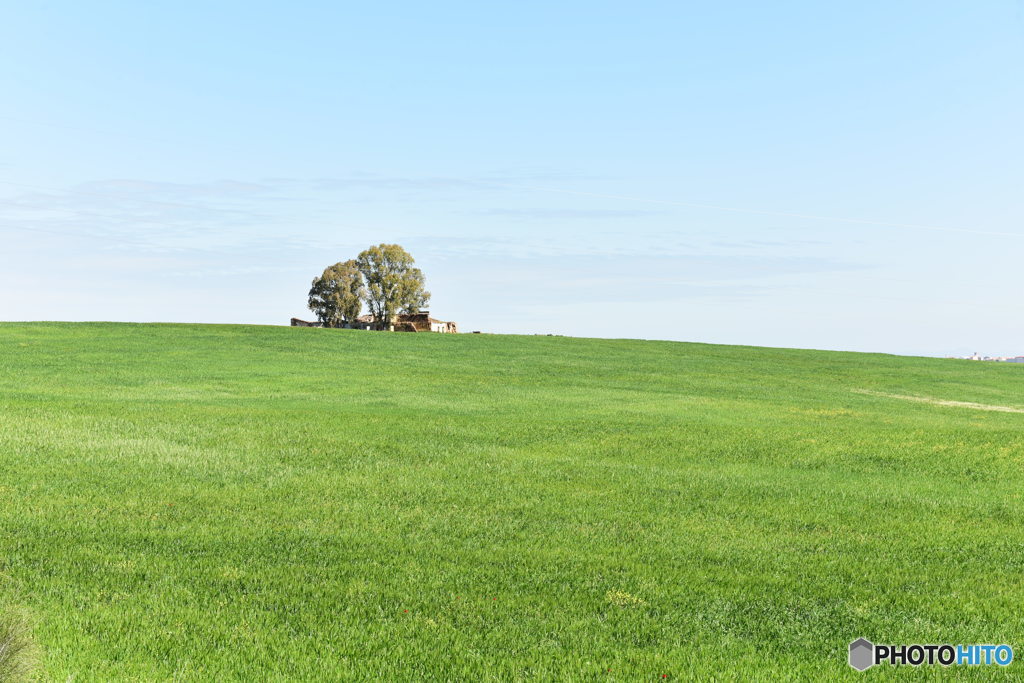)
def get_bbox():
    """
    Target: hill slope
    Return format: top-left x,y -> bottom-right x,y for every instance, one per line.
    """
1,322 -> 1022,679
